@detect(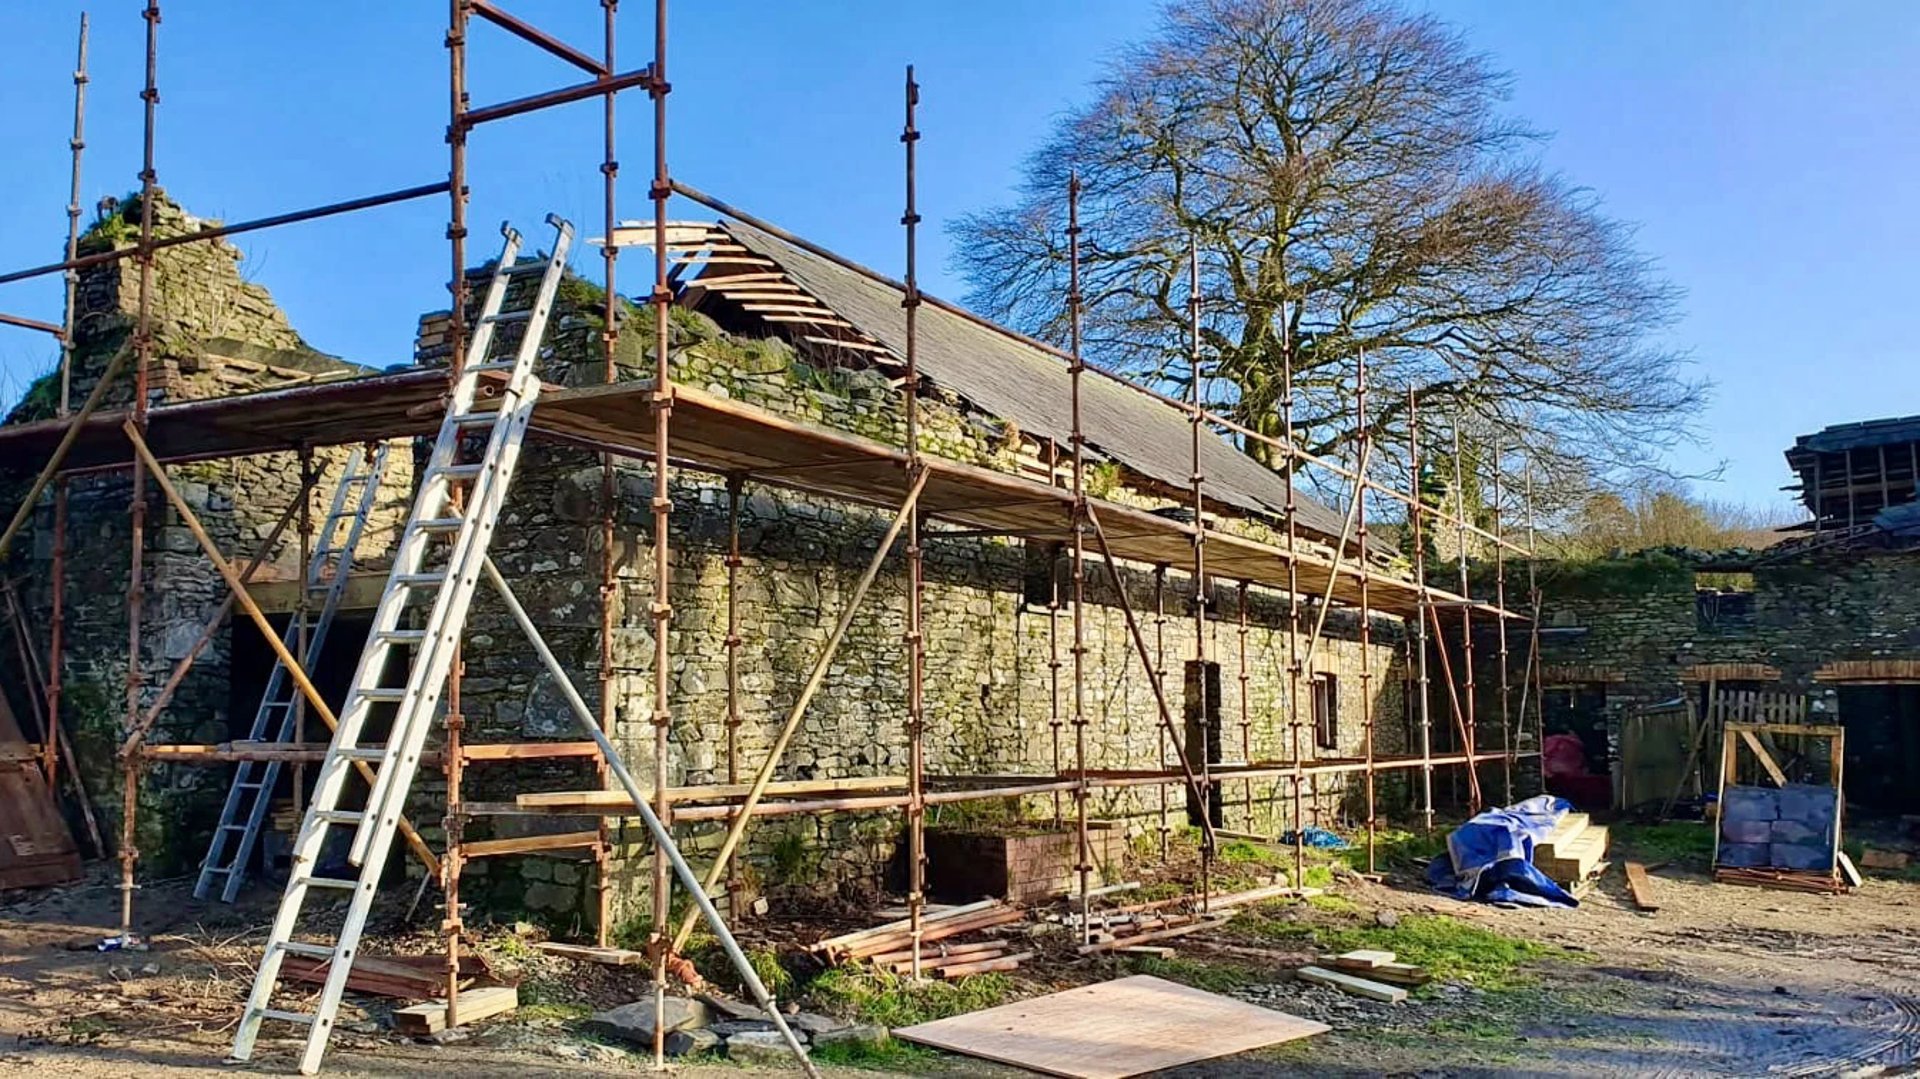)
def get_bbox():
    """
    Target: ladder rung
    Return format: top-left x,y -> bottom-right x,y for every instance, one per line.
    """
314,810 -> 363,825
279,941 -> 336,960
394,572 -> 447,587
260,1009 -> 317,1026
301,876 -> 357,891
479,310 -> 532,324
379,629 -> 427,645
464,359 -> 518,373
502,260 -> 547,275
203,864 -> 233,876
418,517 -> 463,533
359,688 -> 407,702
436,463 -> 485,482
236,781 -> 265,790
449,411 -> 496,428
221,823 -> 247,832
337,747 -> 389,762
